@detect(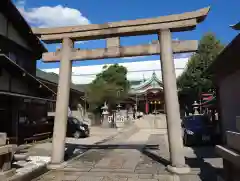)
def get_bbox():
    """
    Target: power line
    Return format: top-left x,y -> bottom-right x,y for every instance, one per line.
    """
72,68 -> 185,76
